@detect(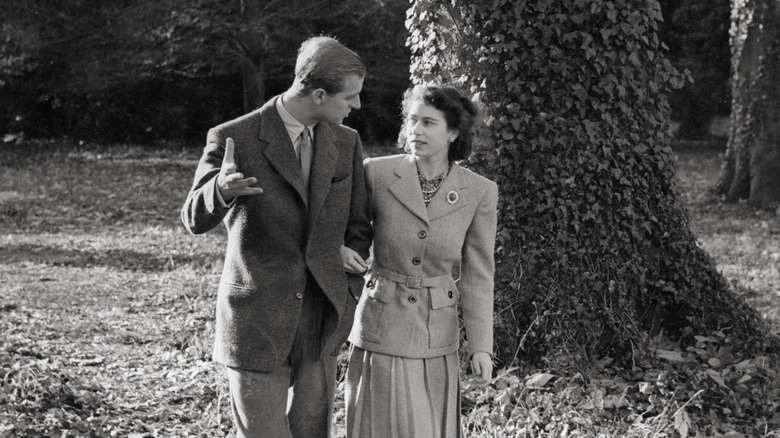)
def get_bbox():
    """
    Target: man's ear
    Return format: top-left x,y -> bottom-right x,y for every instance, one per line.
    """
312,88 -> 327,104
